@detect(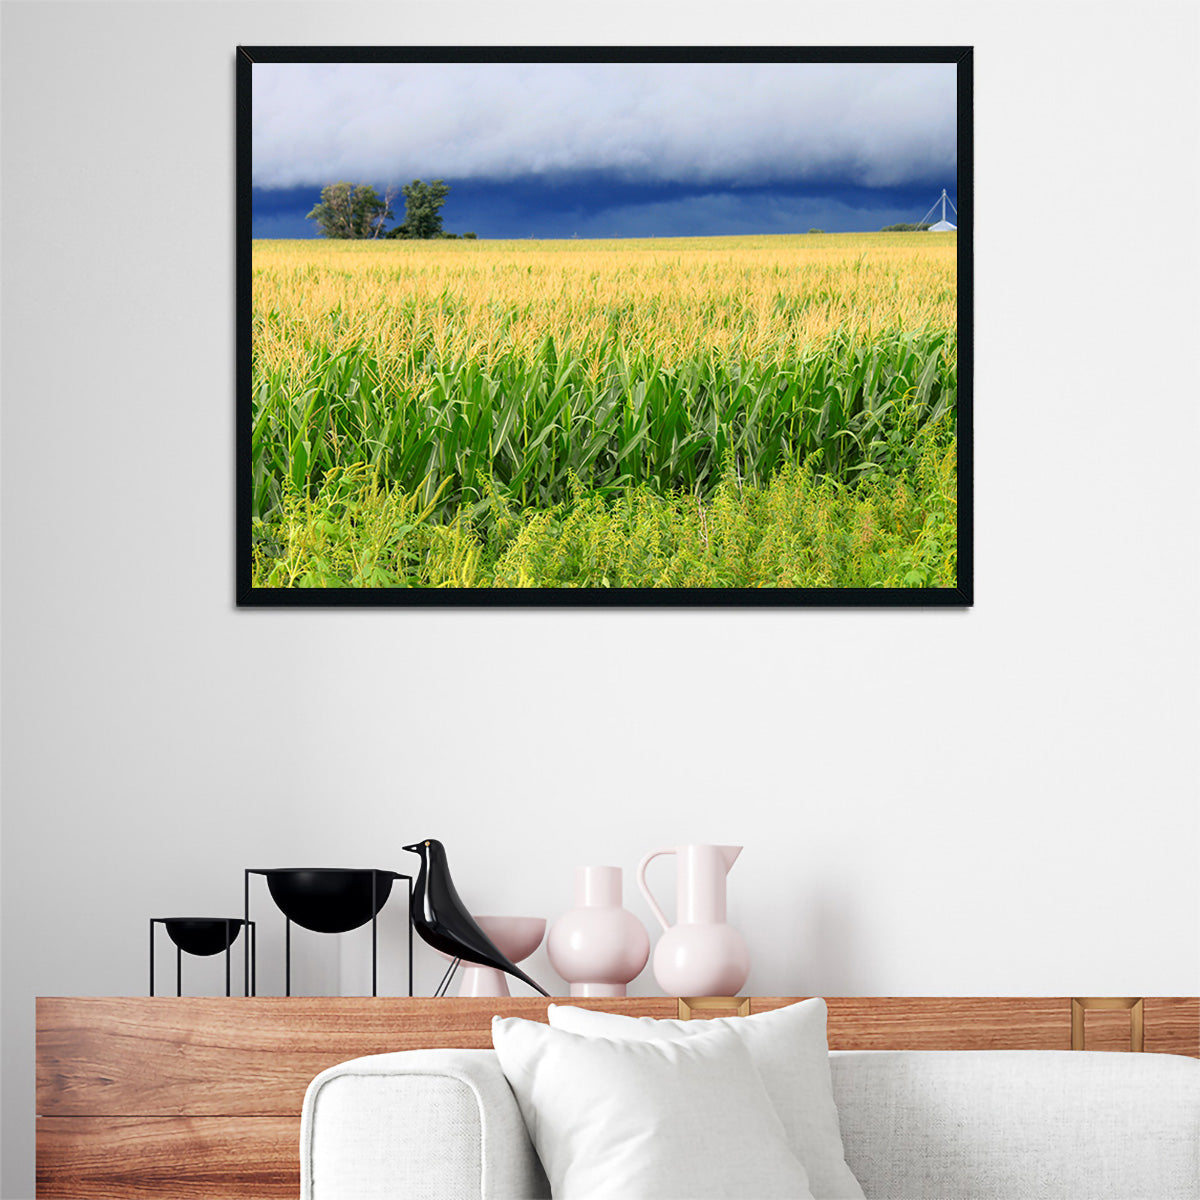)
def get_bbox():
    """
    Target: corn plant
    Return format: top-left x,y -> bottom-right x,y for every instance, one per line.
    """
252,328 -> 955,524
249,230 -> 959,586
